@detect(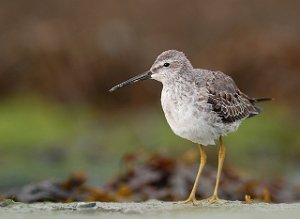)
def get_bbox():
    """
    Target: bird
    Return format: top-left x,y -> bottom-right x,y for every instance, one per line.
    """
109,50 -> 271,205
